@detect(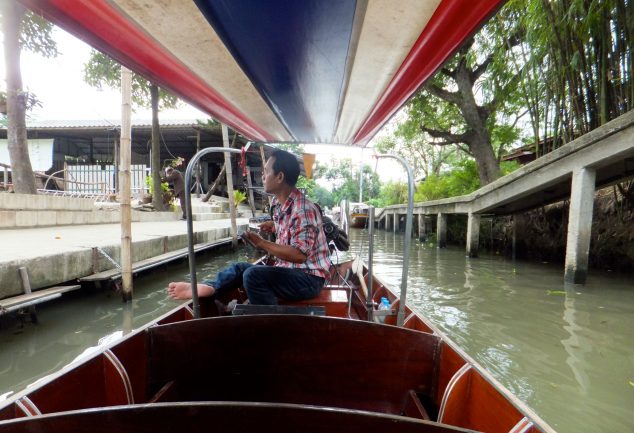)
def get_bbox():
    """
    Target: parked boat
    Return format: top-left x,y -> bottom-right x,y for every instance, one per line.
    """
6,1 -> 557,432
0,259 -> 553,433
349,203 -> 370,228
